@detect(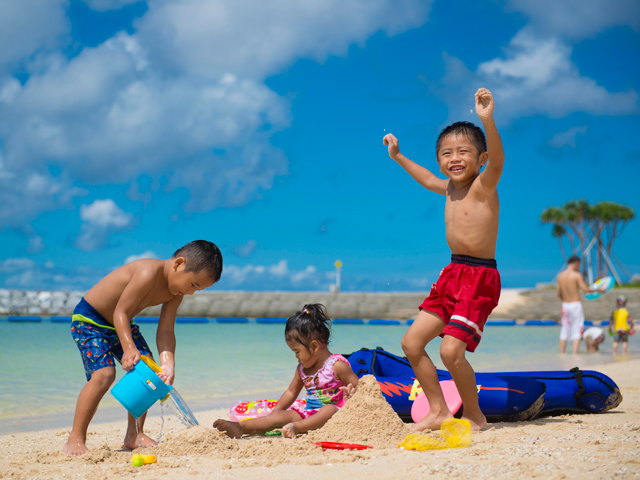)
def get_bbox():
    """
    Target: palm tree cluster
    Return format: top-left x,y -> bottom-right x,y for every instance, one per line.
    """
541,200 -> 635,280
